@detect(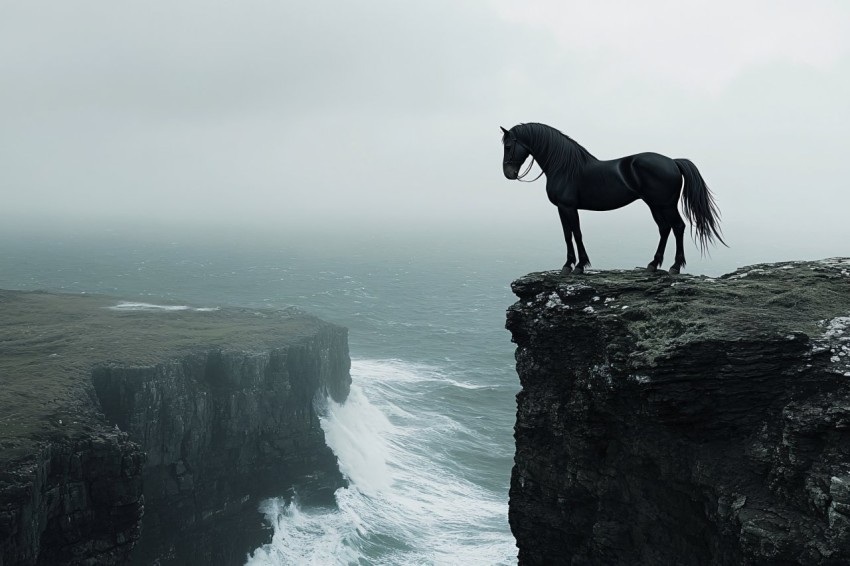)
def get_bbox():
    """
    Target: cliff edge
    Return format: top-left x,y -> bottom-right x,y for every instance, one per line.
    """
0,291 -> 350,565
507,259 -> 850,565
